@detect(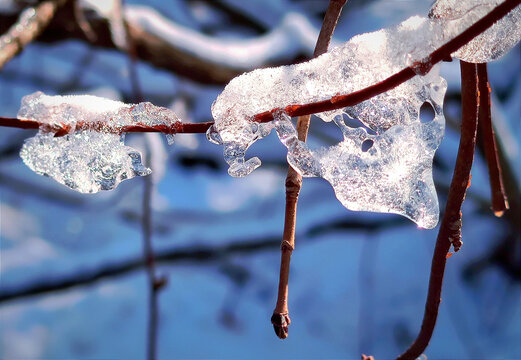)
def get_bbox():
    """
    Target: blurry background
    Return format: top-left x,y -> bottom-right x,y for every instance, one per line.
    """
0,0 -> 519,359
